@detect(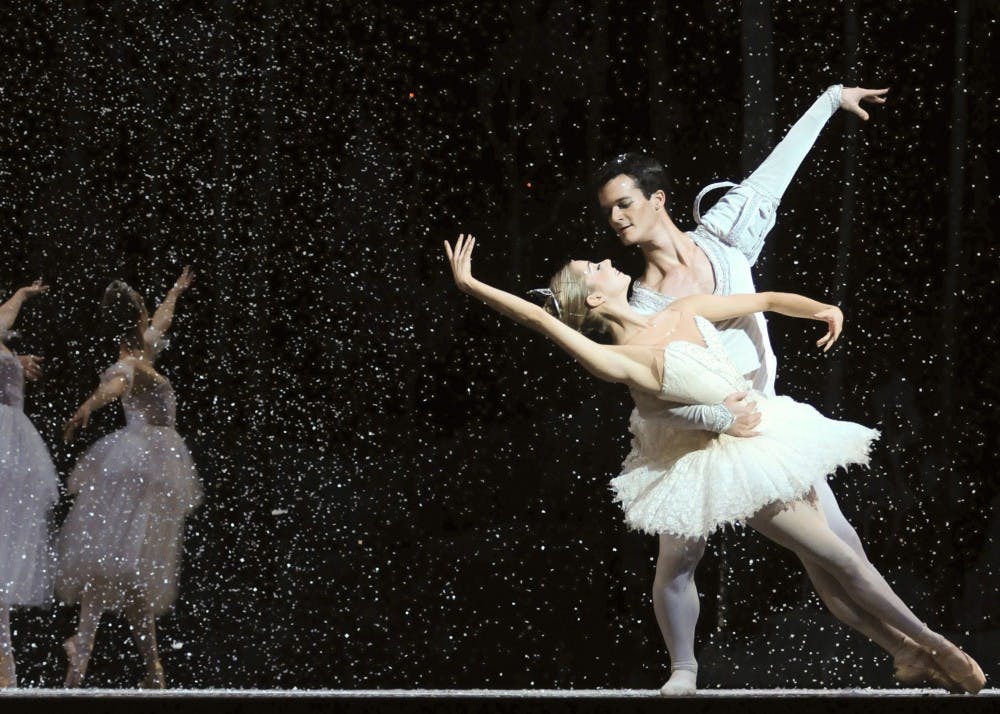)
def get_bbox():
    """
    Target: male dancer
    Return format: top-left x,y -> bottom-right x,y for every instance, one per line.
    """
594,85 -> 953,694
